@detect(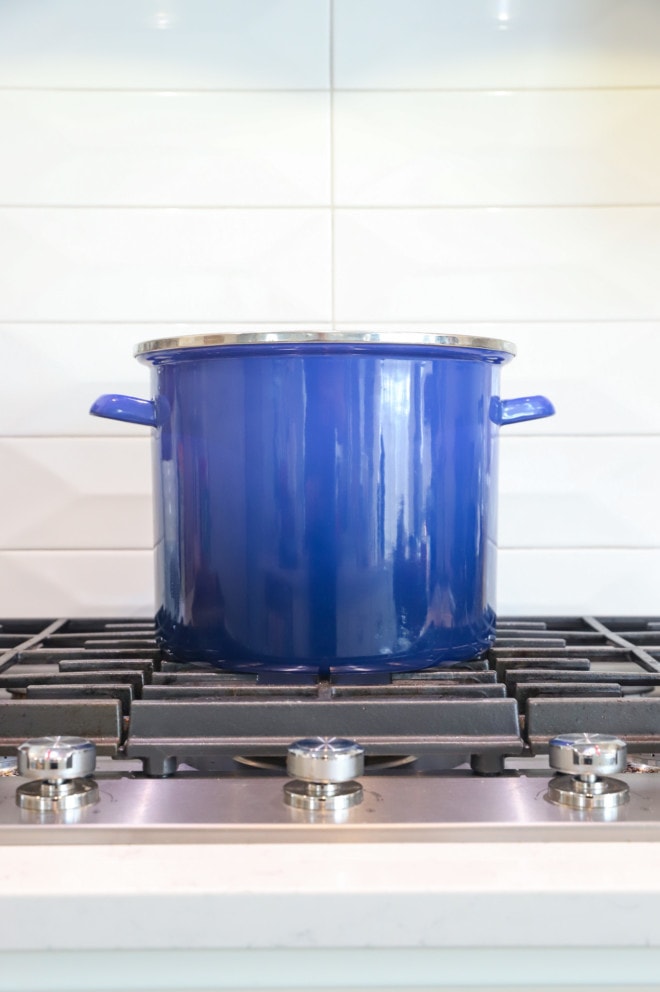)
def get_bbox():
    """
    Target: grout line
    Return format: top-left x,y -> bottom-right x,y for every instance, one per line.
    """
0,204 -> 333,211
0,548 -> 156,554
500,432 -> 660,440
1,547 -> 659,554
329,204 -> 660,211
1,204 -> 660,210
331,85 -> 660,94
499,435 -> 660,441
499,547 -> 660,553
0,87 -> 333,94
1,319 -> 660,326
313,319 -> 660,326
3,434 -> 660,441
0,440 -> 151,445
329,0 -> 336,331
0,320 -> 333,326
1,86 -> 660,94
